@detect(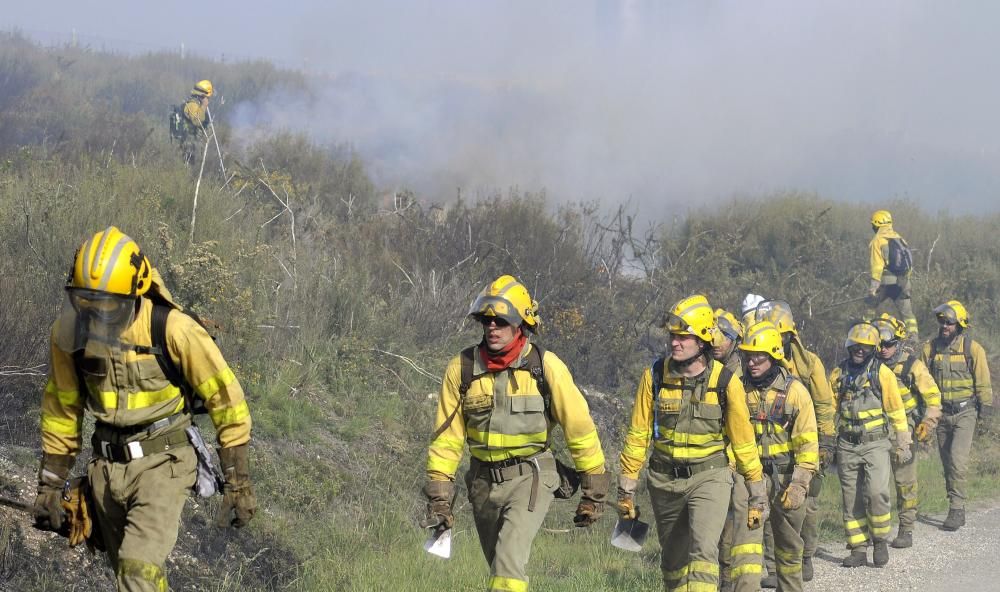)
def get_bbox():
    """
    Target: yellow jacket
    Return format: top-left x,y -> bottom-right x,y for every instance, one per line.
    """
786,338 -> 836,437
921,333 -> 992,406
869,225 -> 905,283
619,358 -> 762,482
426,343 -> 605,482
887,353 -> 942,417
183,98 -> 208,132
41,297 -> 252,456
829,362 -> 908,435
744,370 -> 819,473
